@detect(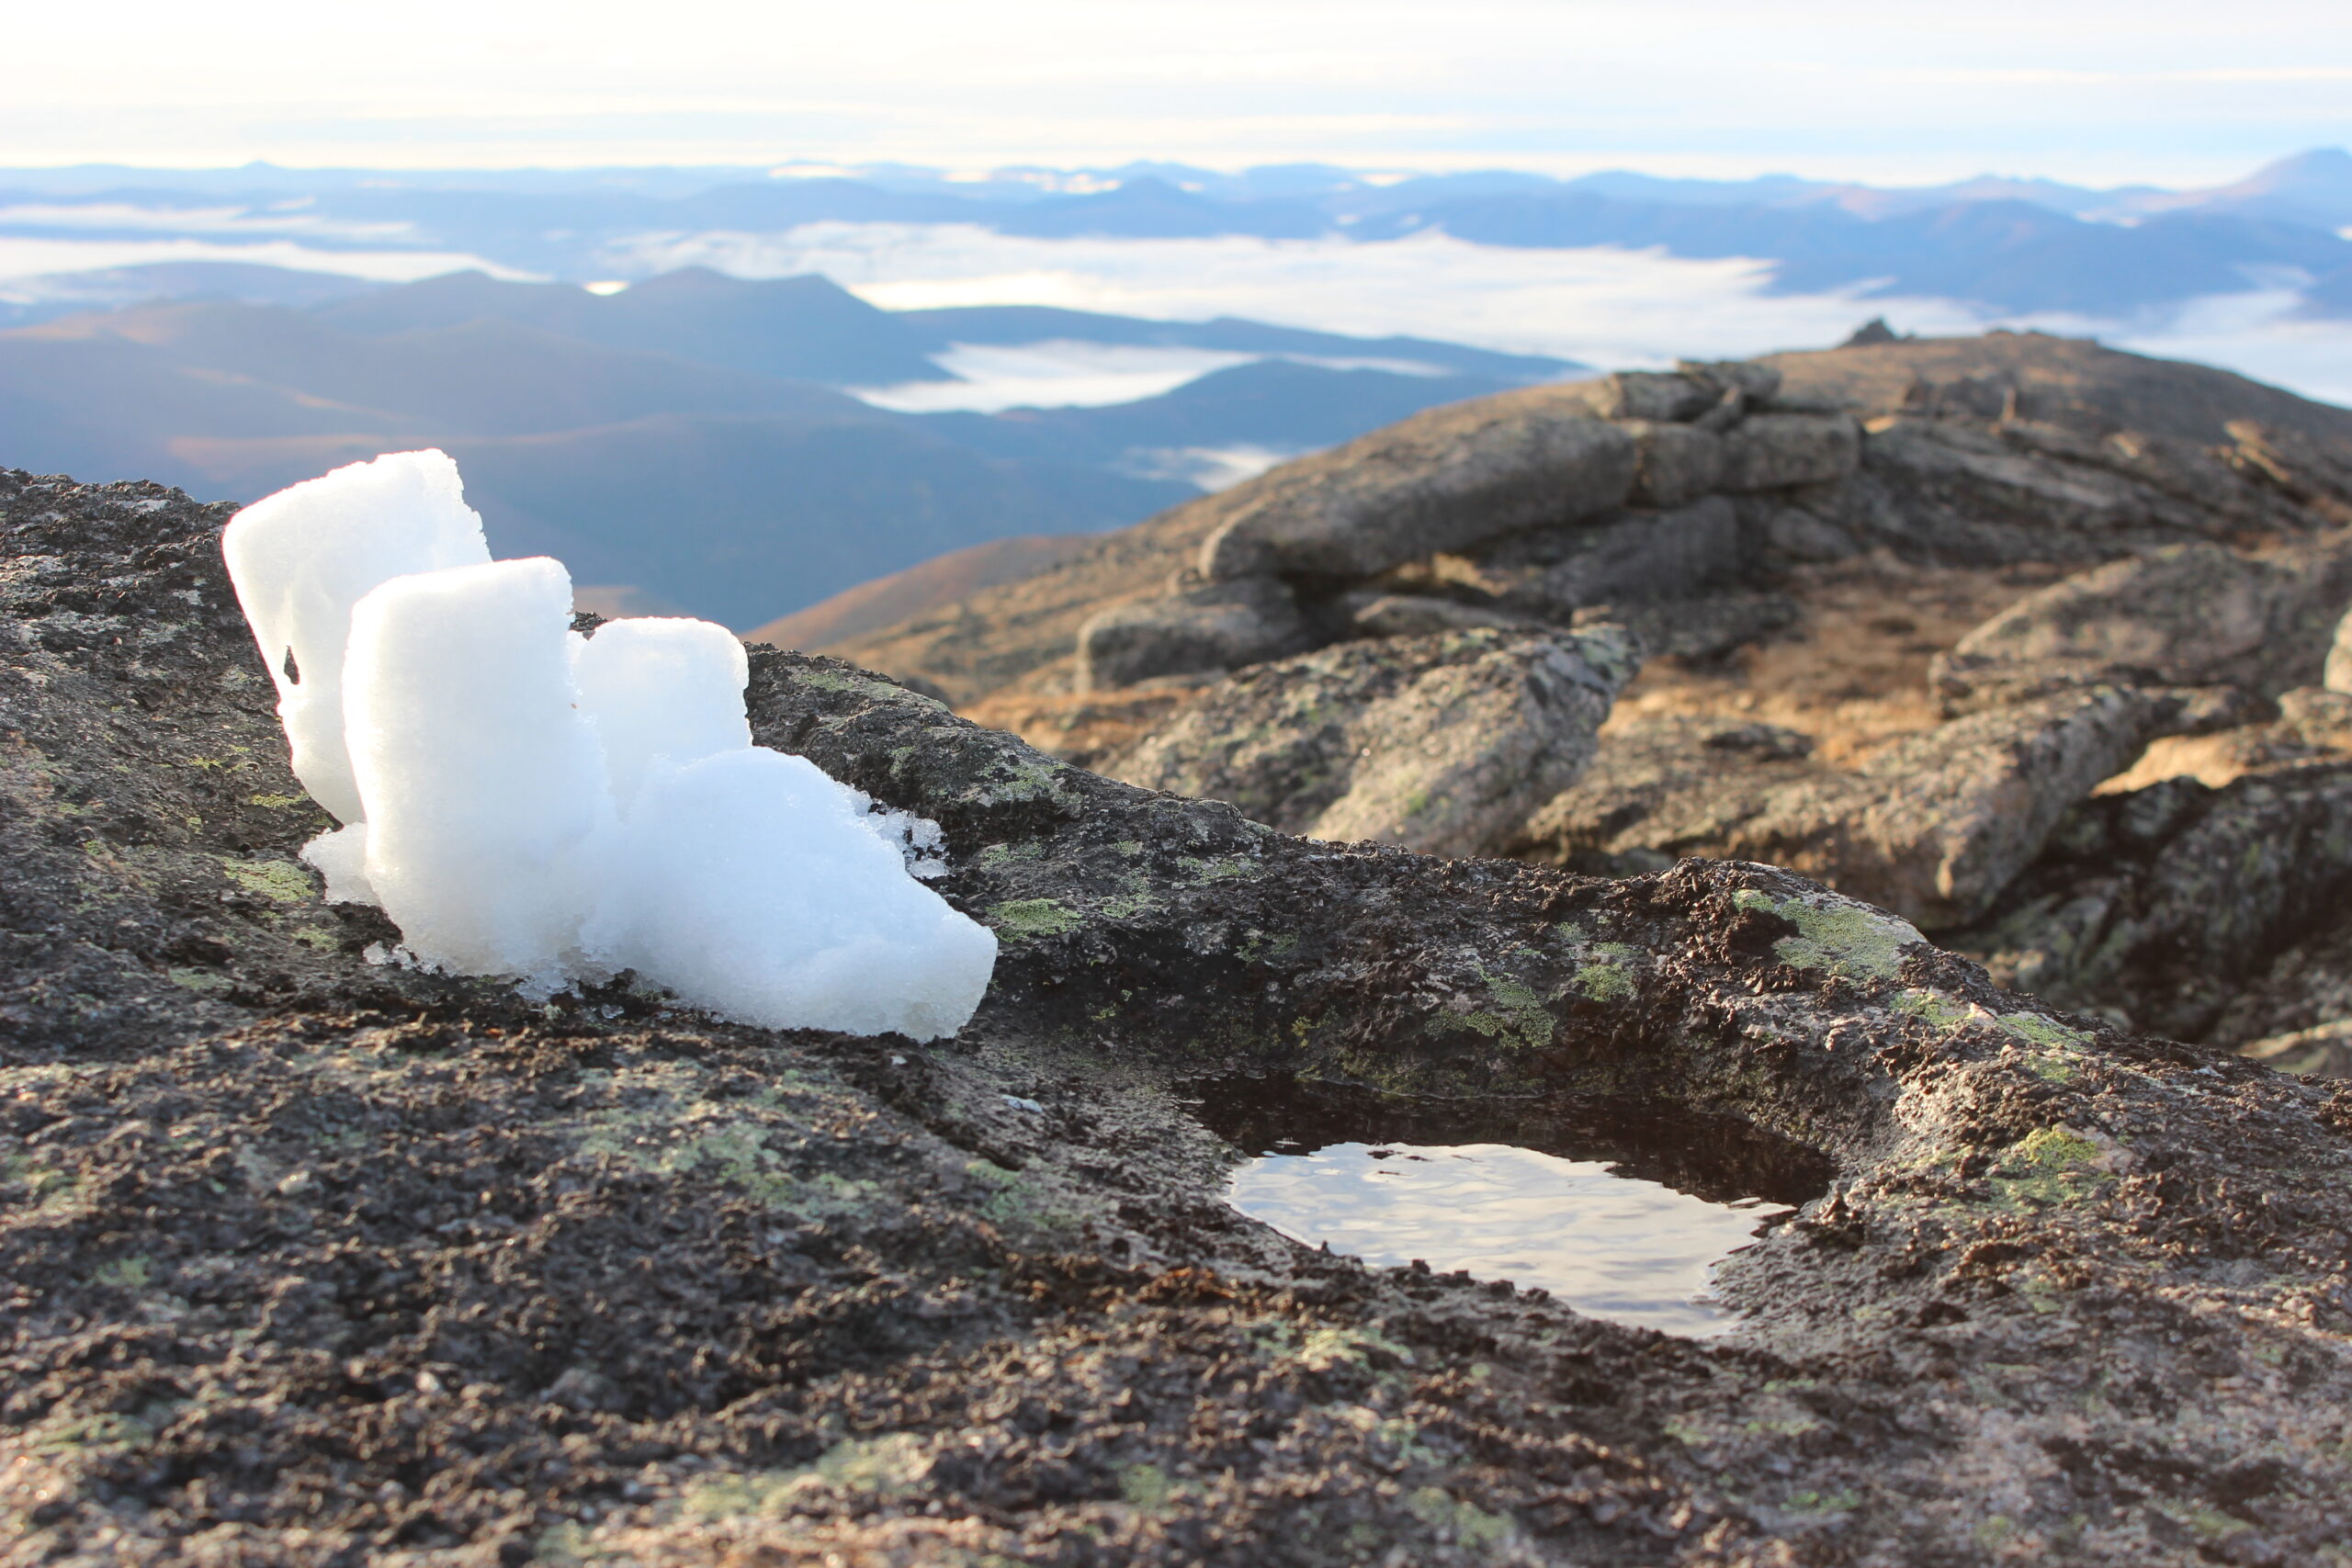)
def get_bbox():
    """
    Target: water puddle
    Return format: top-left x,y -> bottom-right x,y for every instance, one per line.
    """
1191,1075 -> 1830,1337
